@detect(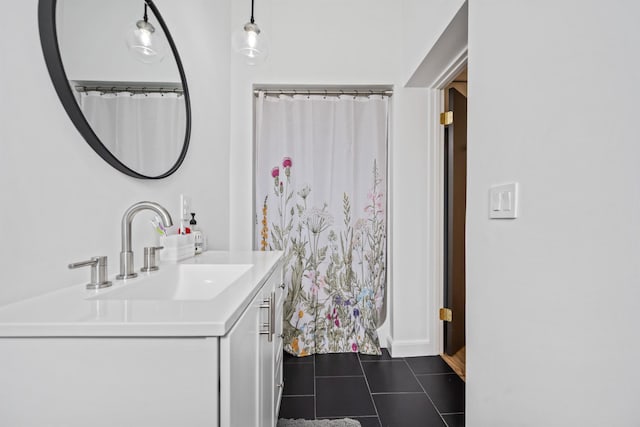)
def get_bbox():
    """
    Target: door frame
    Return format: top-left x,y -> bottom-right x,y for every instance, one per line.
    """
443,84 -> 468,357
405,1 -> 468,355
434,57 -> 468,355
